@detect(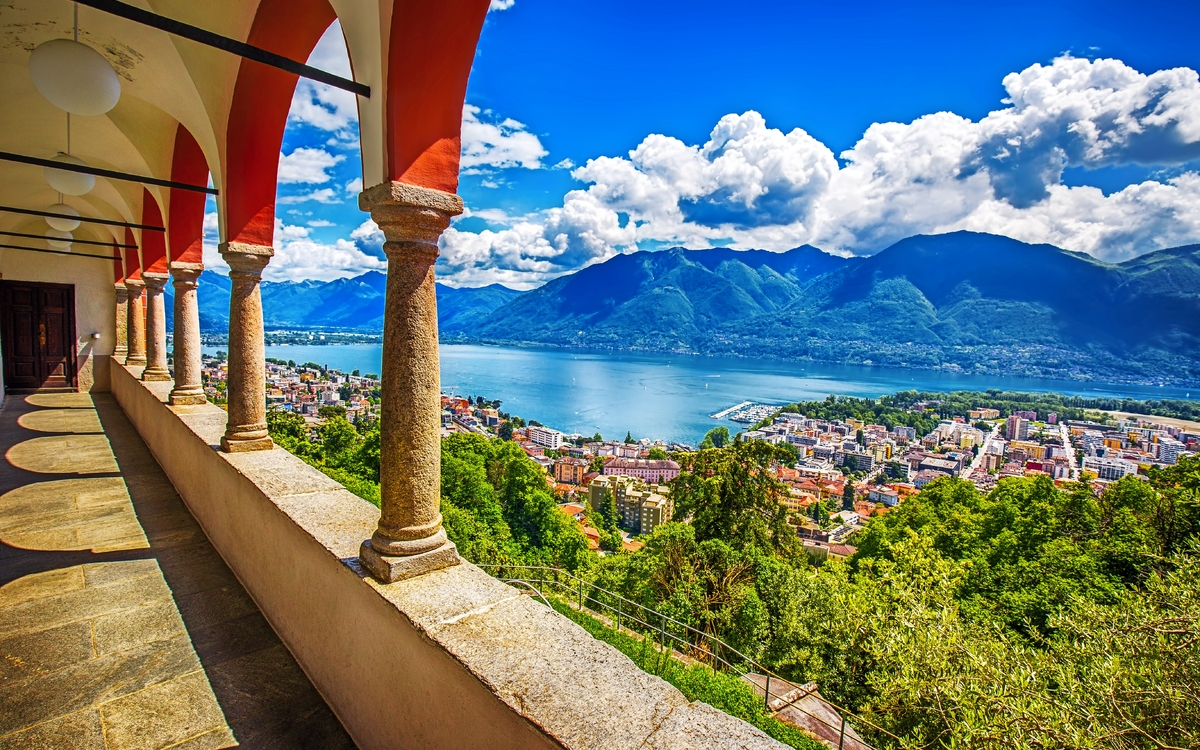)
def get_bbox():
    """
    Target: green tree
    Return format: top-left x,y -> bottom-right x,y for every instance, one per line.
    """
318,416 -> 359,464
672,439 -> 798,555
625,431 -> 635,444
648,447 -> 669,460
699,426 -> 731,449
842,481 -> 855,511
317,404 -> 346,419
